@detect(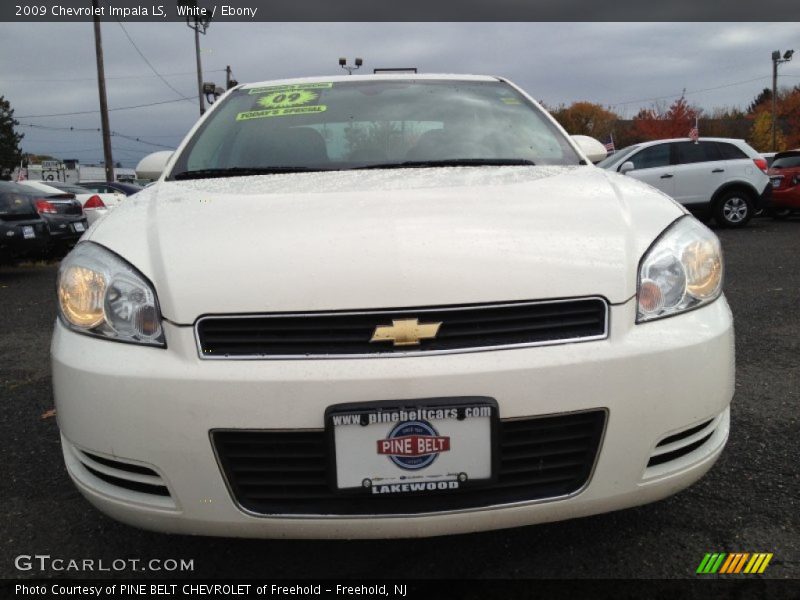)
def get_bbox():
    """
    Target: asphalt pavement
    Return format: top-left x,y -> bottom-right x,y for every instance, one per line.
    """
1,217 -> 798,580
